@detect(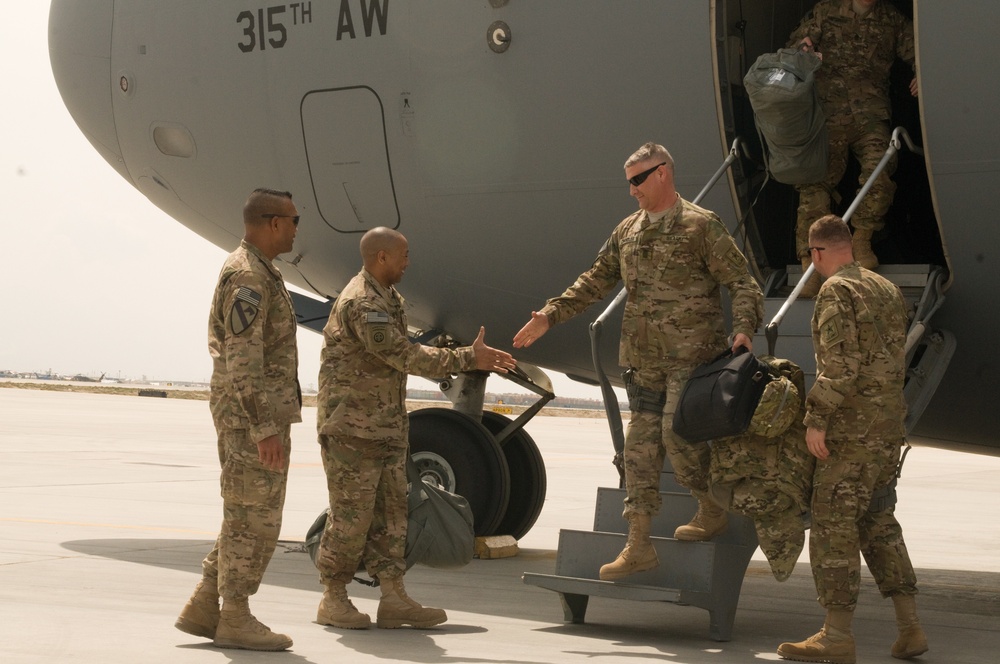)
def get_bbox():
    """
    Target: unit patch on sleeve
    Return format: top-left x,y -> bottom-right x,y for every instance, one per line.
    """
366,311 -> 390,346
231,286 -> 262,335
820,314 -> 844,347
